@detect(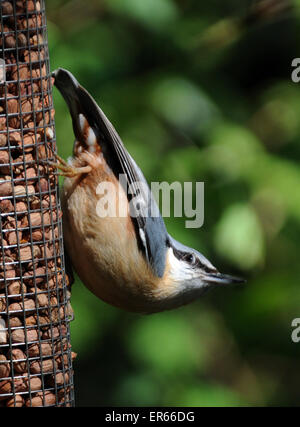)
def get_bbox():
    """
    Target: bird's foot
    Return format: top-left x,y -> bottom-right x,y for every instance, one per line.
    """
44,152 -> 92,178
